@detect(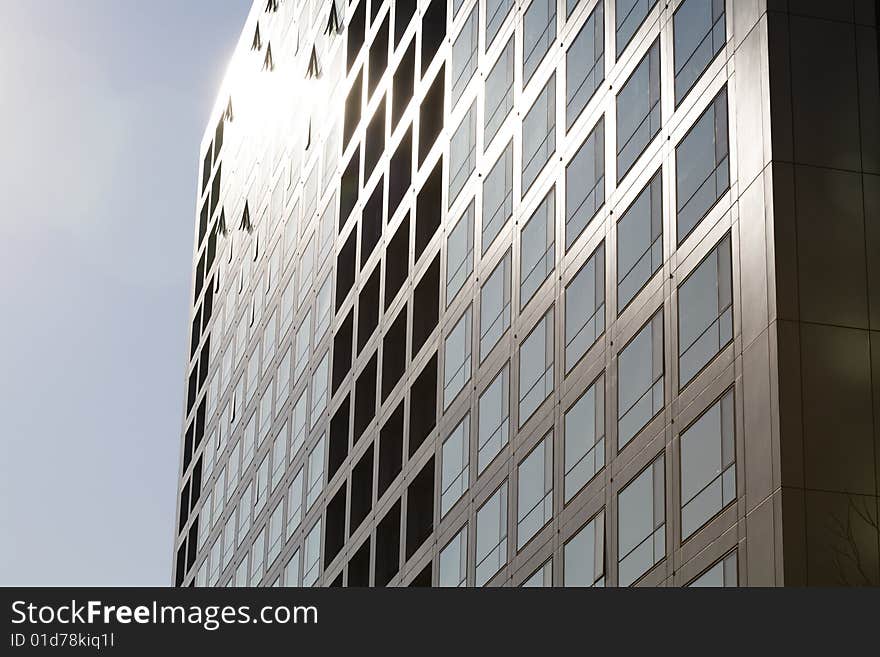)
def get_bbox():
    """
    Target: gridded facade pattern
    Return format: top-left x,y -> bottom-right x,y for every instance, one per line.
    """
173,0 -> 880,588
